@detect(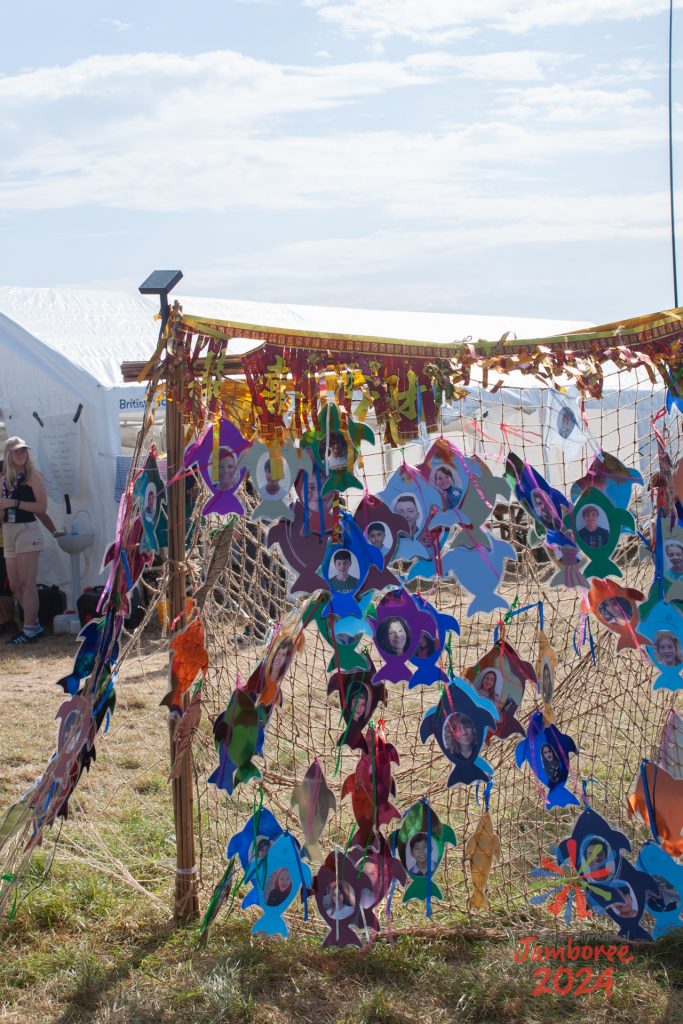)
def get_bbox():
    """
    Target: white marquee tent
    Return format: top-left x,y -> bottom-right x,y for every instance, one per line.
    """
2,285 -> 658,603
